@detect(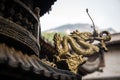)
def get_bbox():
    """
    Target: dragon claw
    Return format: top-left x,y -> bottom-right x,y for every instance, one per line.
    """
53,33 -> 61,41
